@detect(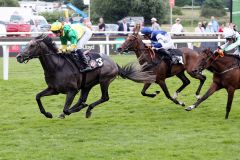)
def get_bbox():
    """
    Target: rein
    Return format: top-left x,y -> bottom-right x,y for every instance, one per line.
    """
130,35 -> 156,61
